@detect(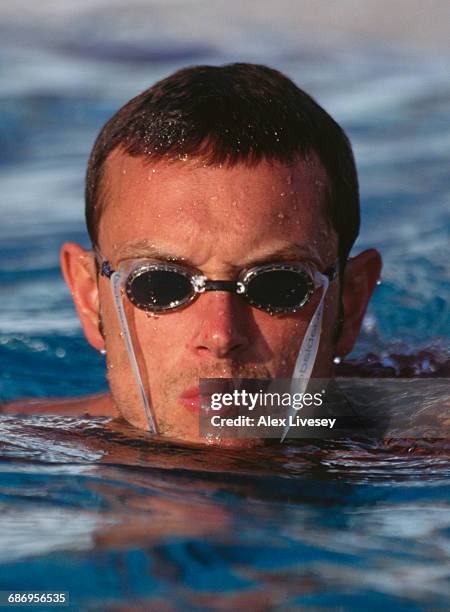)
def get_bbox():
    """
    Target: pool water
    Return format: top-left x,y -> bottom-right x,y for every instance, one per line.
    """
0,415 -> 449,610
0,3 -> 449,609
